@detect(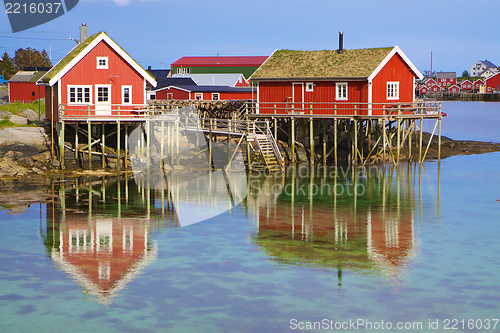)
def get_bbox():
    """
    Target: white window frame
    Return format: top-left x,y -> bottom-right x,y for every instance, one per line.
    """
195,93 -> 203,100
96,57 -> 108,69
305,82 -> 314,92
68,85 -> 92,104
122,85 -> 132,104
335,82 -> 348,101
387,82 -> 400,100
212,93 -> 220,100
